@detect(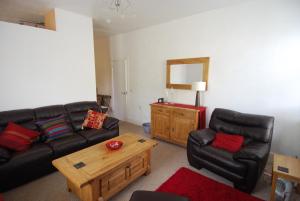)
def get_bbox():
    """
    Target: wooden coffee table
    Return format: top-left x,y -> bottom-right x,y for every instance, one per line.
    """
52,133 -> 158,201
